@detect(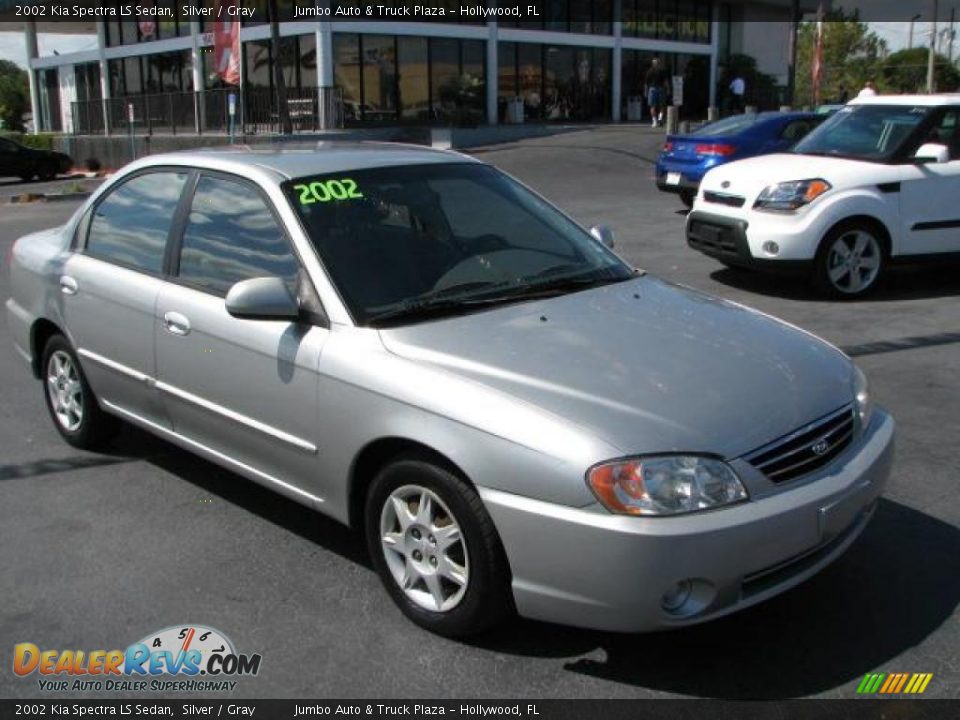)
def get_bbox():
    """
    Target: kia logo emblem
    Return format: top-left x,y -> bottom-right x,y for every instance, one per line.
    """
721,180 -> 731,188
811,440 -> 830,456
